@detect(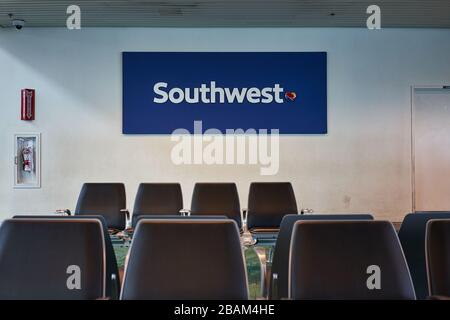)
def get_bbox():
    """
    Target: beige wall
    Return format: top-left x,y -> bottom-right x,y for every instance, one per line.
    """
1,28 -> 450,222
